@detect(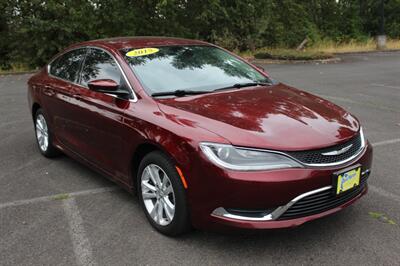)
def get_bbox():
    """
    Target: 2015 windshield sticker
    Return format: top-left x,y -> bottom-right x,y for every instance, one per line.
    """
126,48 -> 159,57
